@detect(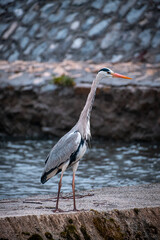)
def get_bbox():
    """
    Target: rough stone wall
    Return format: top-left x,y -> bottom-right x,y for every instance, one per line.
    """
0,60 -> 160,141
0,208 -> 160,240
0,0 -> 160,63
